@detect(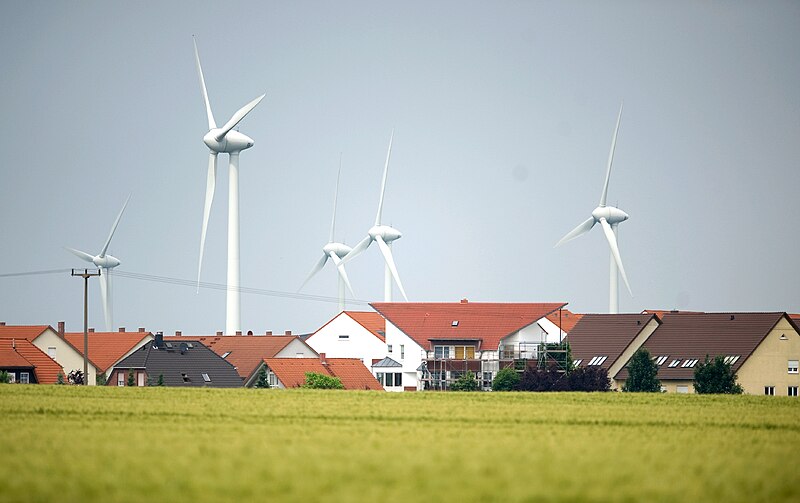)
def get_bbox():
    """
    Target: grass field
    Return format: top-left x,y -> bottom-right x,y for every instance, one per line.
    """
1,386 -> 798,502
